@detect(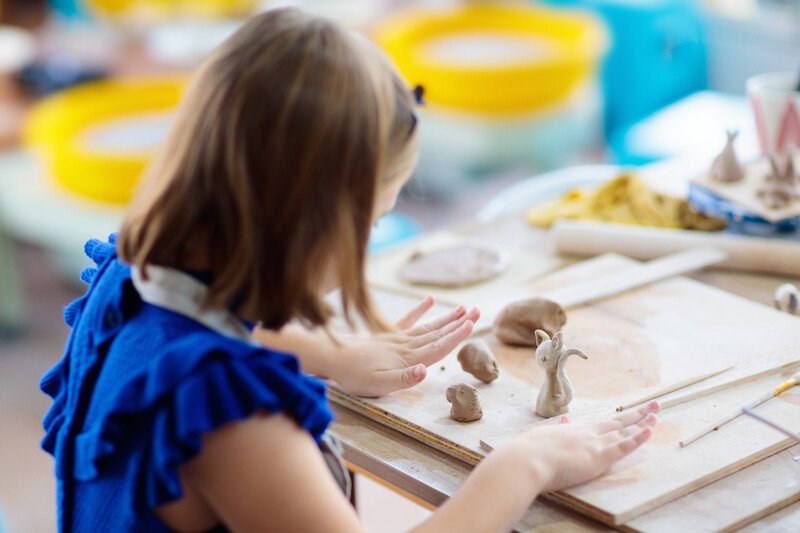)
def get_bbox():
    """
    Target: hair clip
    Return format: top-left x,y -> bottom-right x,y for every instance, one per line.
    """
413,84 -> 426,105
